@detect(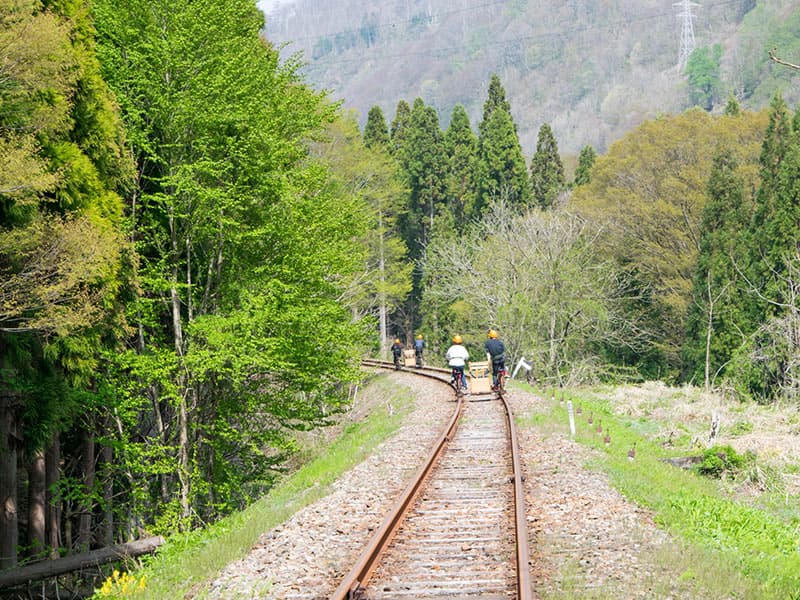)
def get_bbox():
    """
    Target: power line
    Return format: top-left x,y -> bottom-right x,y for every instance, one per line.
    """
272,0 -> 746,68
267,0 -> 513,44
289,0 -> 745,69
674,0 -> 701,71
